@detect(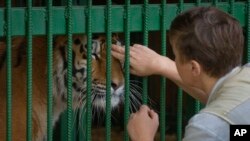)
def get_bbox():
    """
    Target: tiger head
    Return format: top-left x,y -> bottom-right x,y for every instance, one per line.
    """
53,34 -> 125,110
